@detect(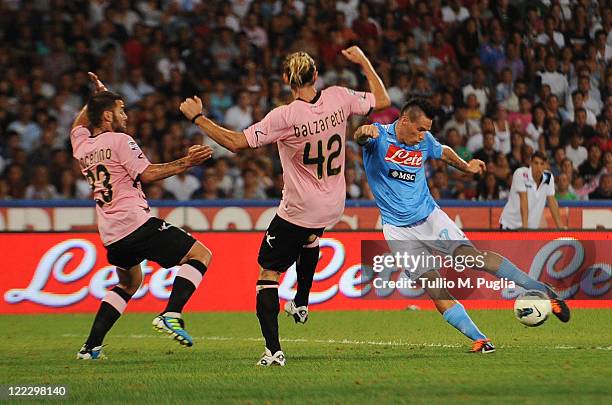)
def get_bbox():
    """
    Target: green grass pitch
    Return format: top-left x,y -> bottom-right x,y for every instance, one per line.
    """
1,309 -> 611,404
